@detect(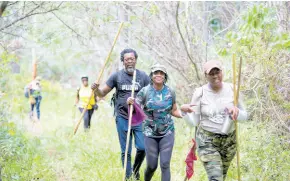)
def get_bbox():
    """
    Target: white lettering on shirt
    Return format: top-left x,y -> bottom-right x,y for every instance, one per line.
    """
121,84 -> 139,91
